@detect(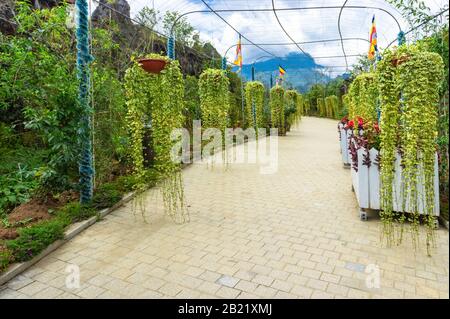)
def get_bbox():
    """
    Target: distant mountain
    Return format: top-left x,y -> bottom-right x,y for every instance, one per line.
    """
235,52 -> 339,93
